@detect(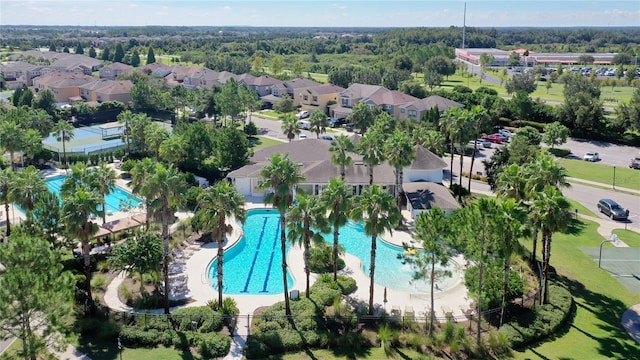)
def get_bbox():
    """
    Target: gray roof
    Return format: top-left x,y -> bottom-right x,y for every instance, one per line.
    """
400,95 -> 464,112
408,145 -> 447,170
403,182 -> 460,211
